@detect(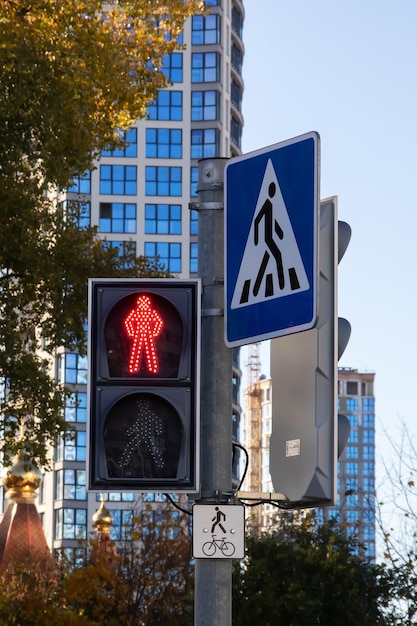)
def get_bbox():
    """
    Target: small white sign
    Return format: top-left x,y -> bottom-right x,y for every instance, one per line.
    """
192,504 -> 245,559
286,439 -> 301,457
